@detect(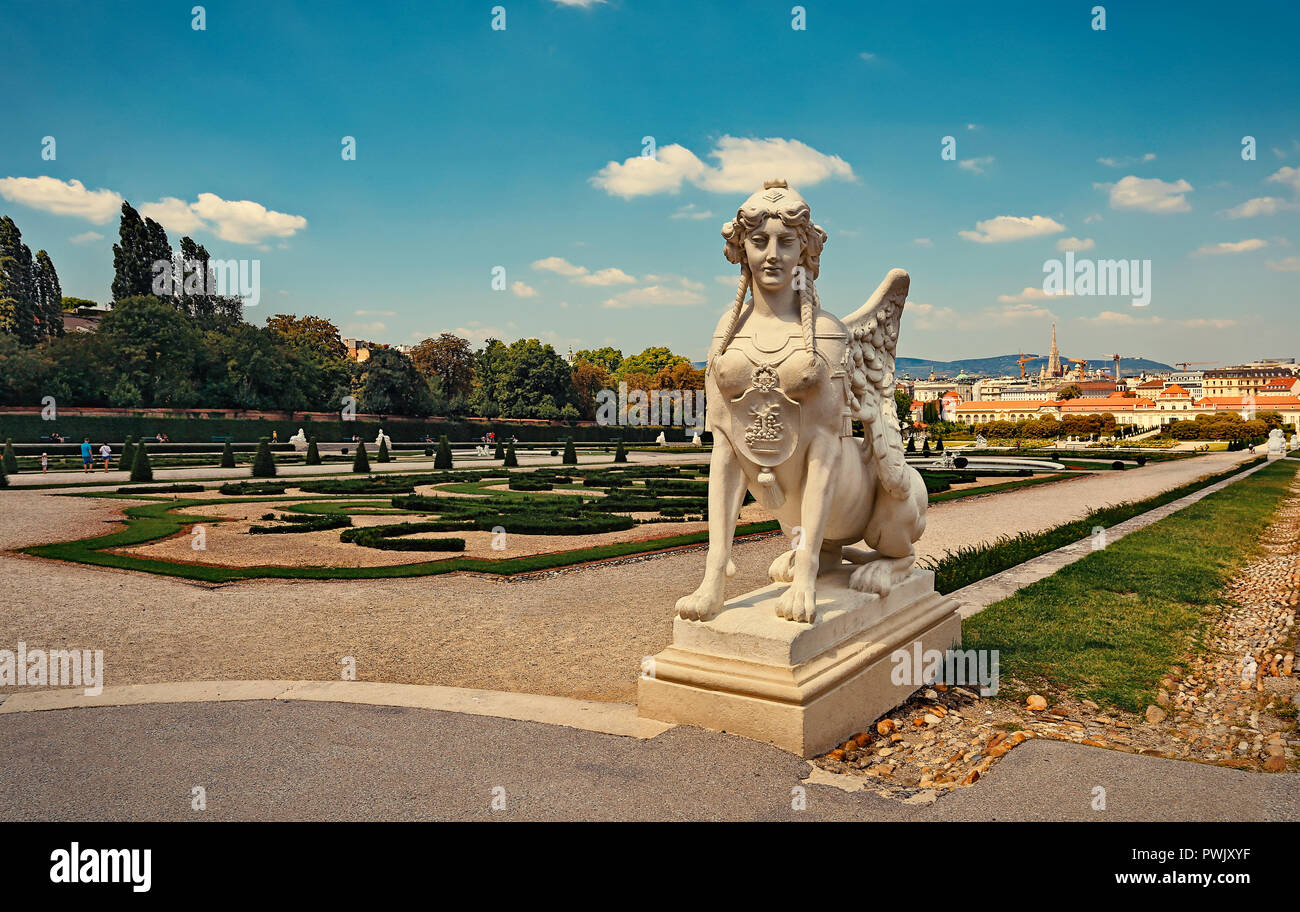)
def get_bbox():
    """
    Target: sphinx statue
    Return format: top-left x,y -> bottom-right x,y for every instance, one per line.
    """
675,180 -> 927,624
